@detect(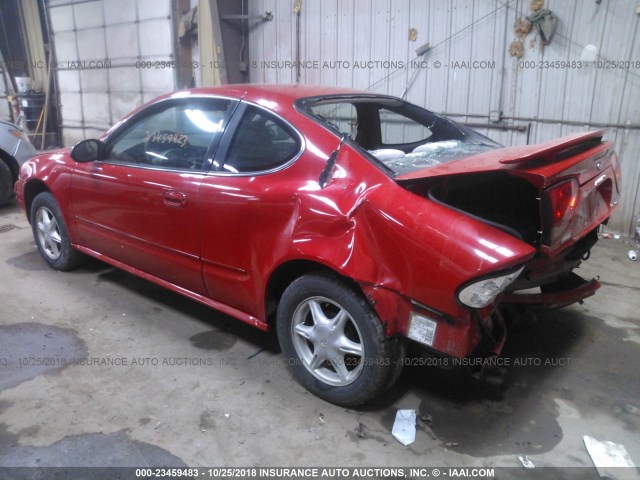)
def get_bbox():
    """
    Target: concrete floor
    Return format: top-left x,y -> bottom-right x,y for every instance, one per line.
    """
1,199 -> 639,473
